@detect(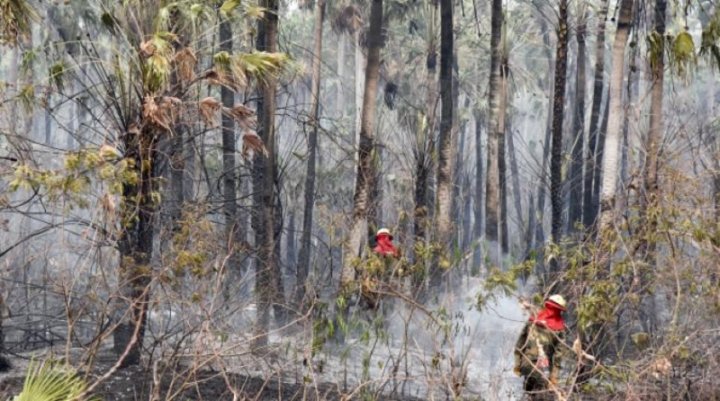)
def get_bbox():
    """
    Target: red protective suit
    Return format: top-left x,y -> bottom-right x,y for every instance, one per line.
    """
529,300 -> 566,332
373,233 -> 400,258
